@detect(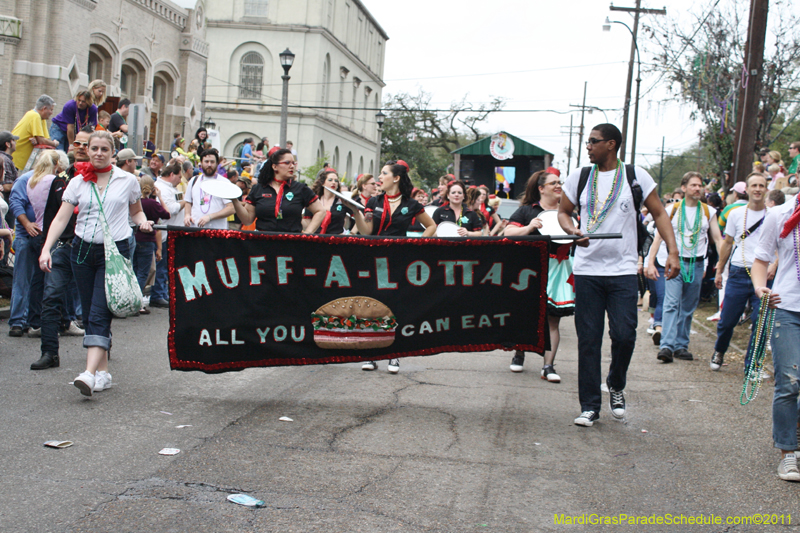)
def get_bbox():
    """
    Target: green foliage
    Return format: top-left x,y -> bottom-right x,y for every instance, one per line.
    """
298,153 -> 329,186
